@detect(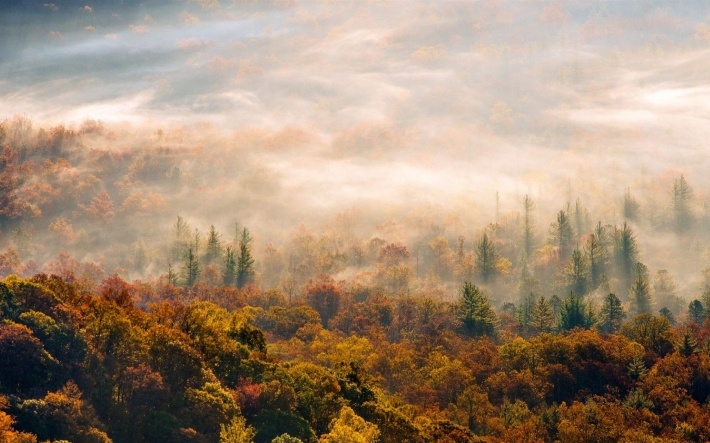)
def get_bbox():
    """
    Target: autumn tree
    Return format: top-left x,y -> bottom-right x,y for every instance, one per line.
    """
457,282 -> 498,337
688,300 -> 706,325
